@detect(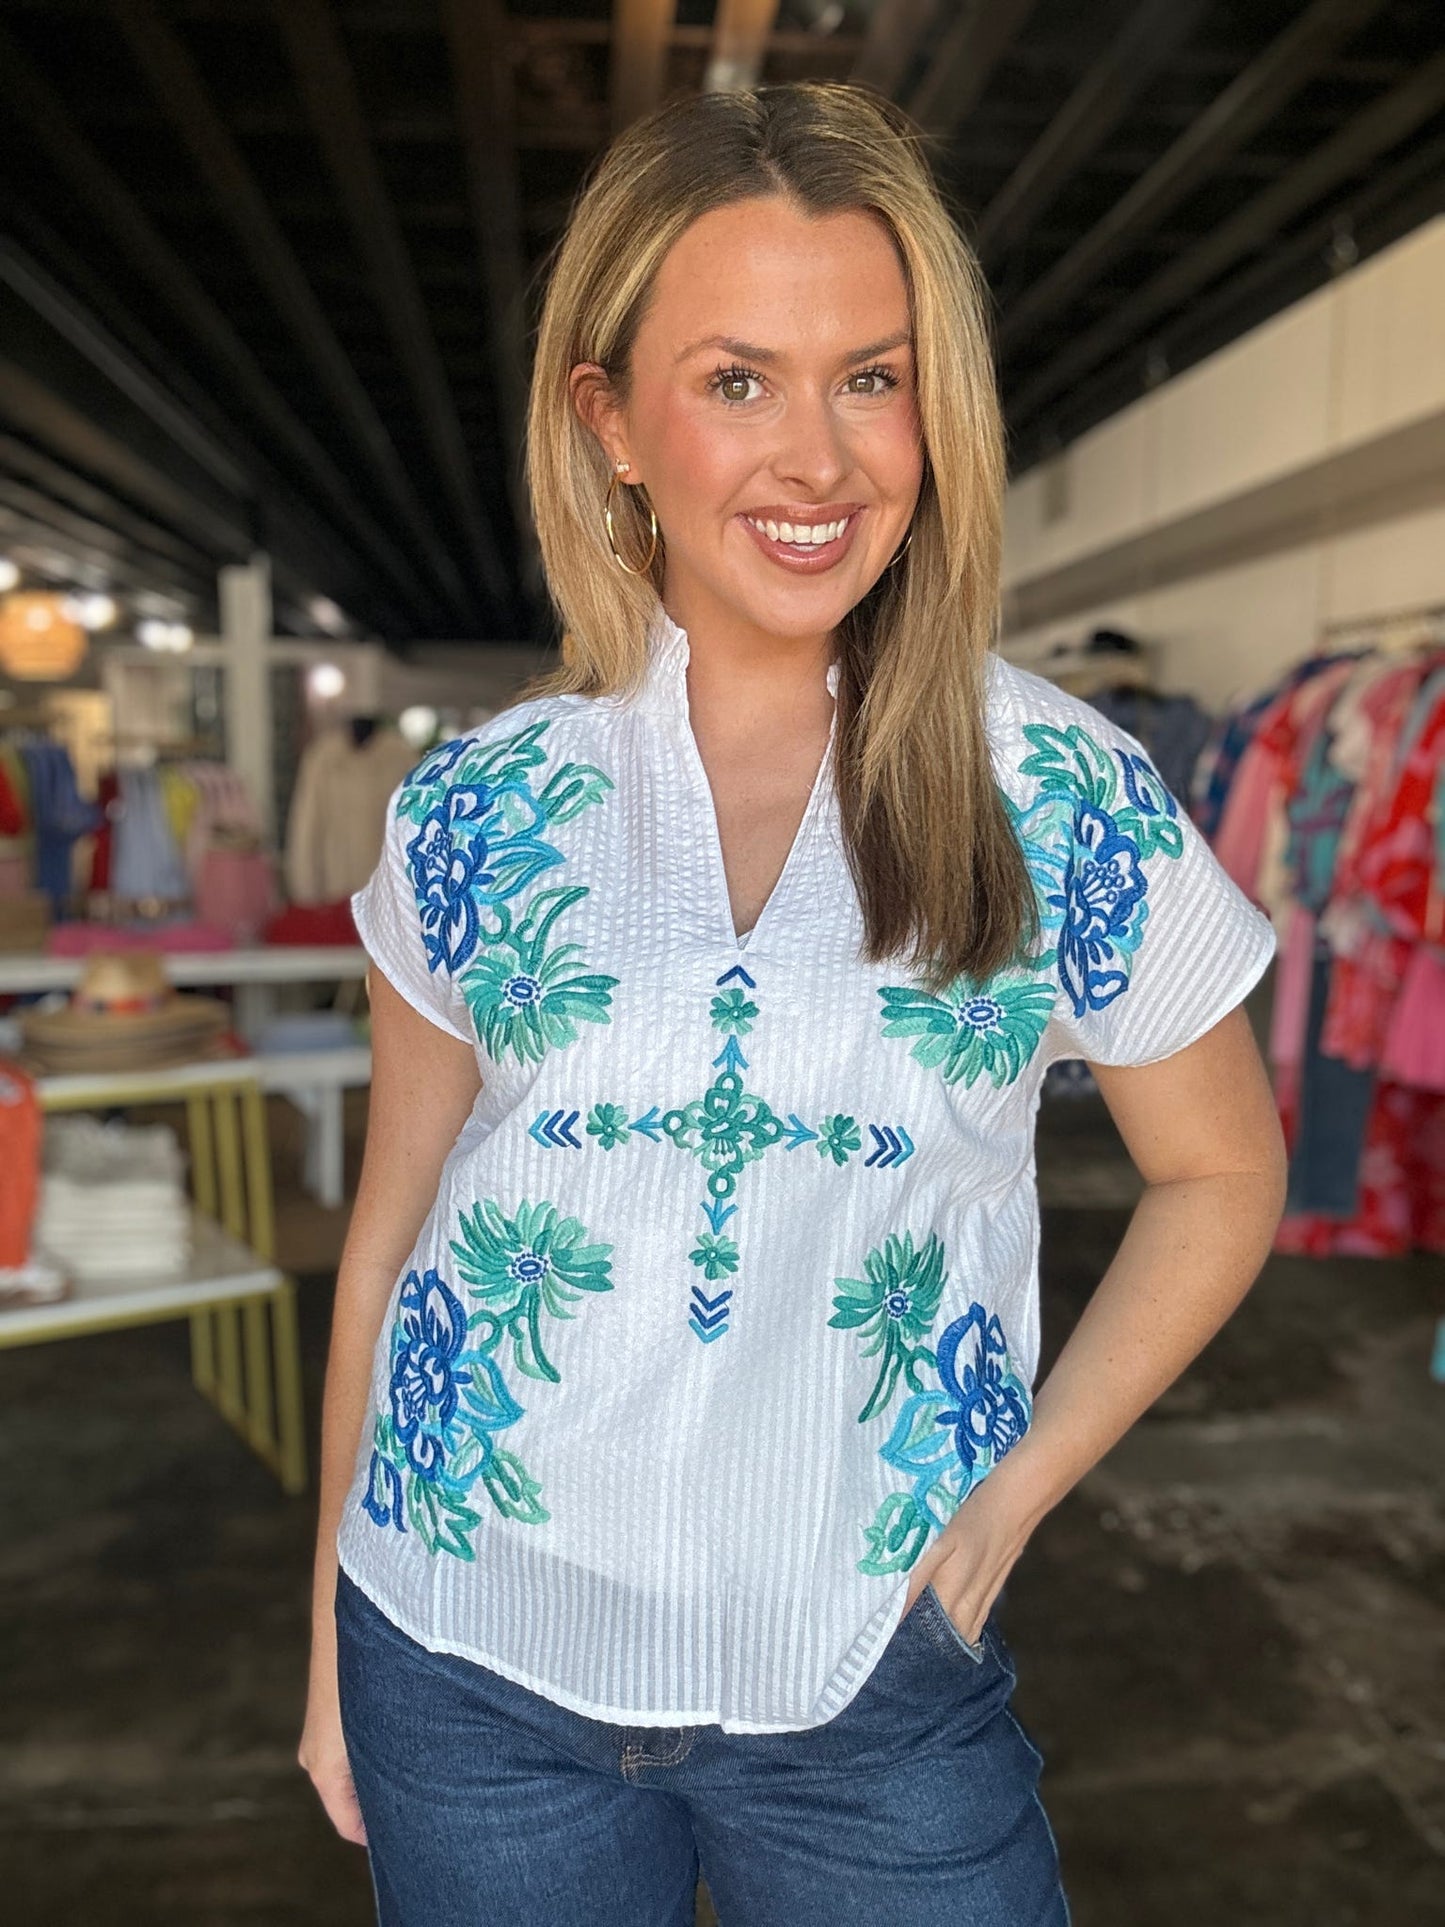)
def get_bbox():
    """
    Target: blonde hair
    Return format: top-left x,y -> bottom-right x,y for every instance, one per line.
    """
522,81 -> 1036,994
